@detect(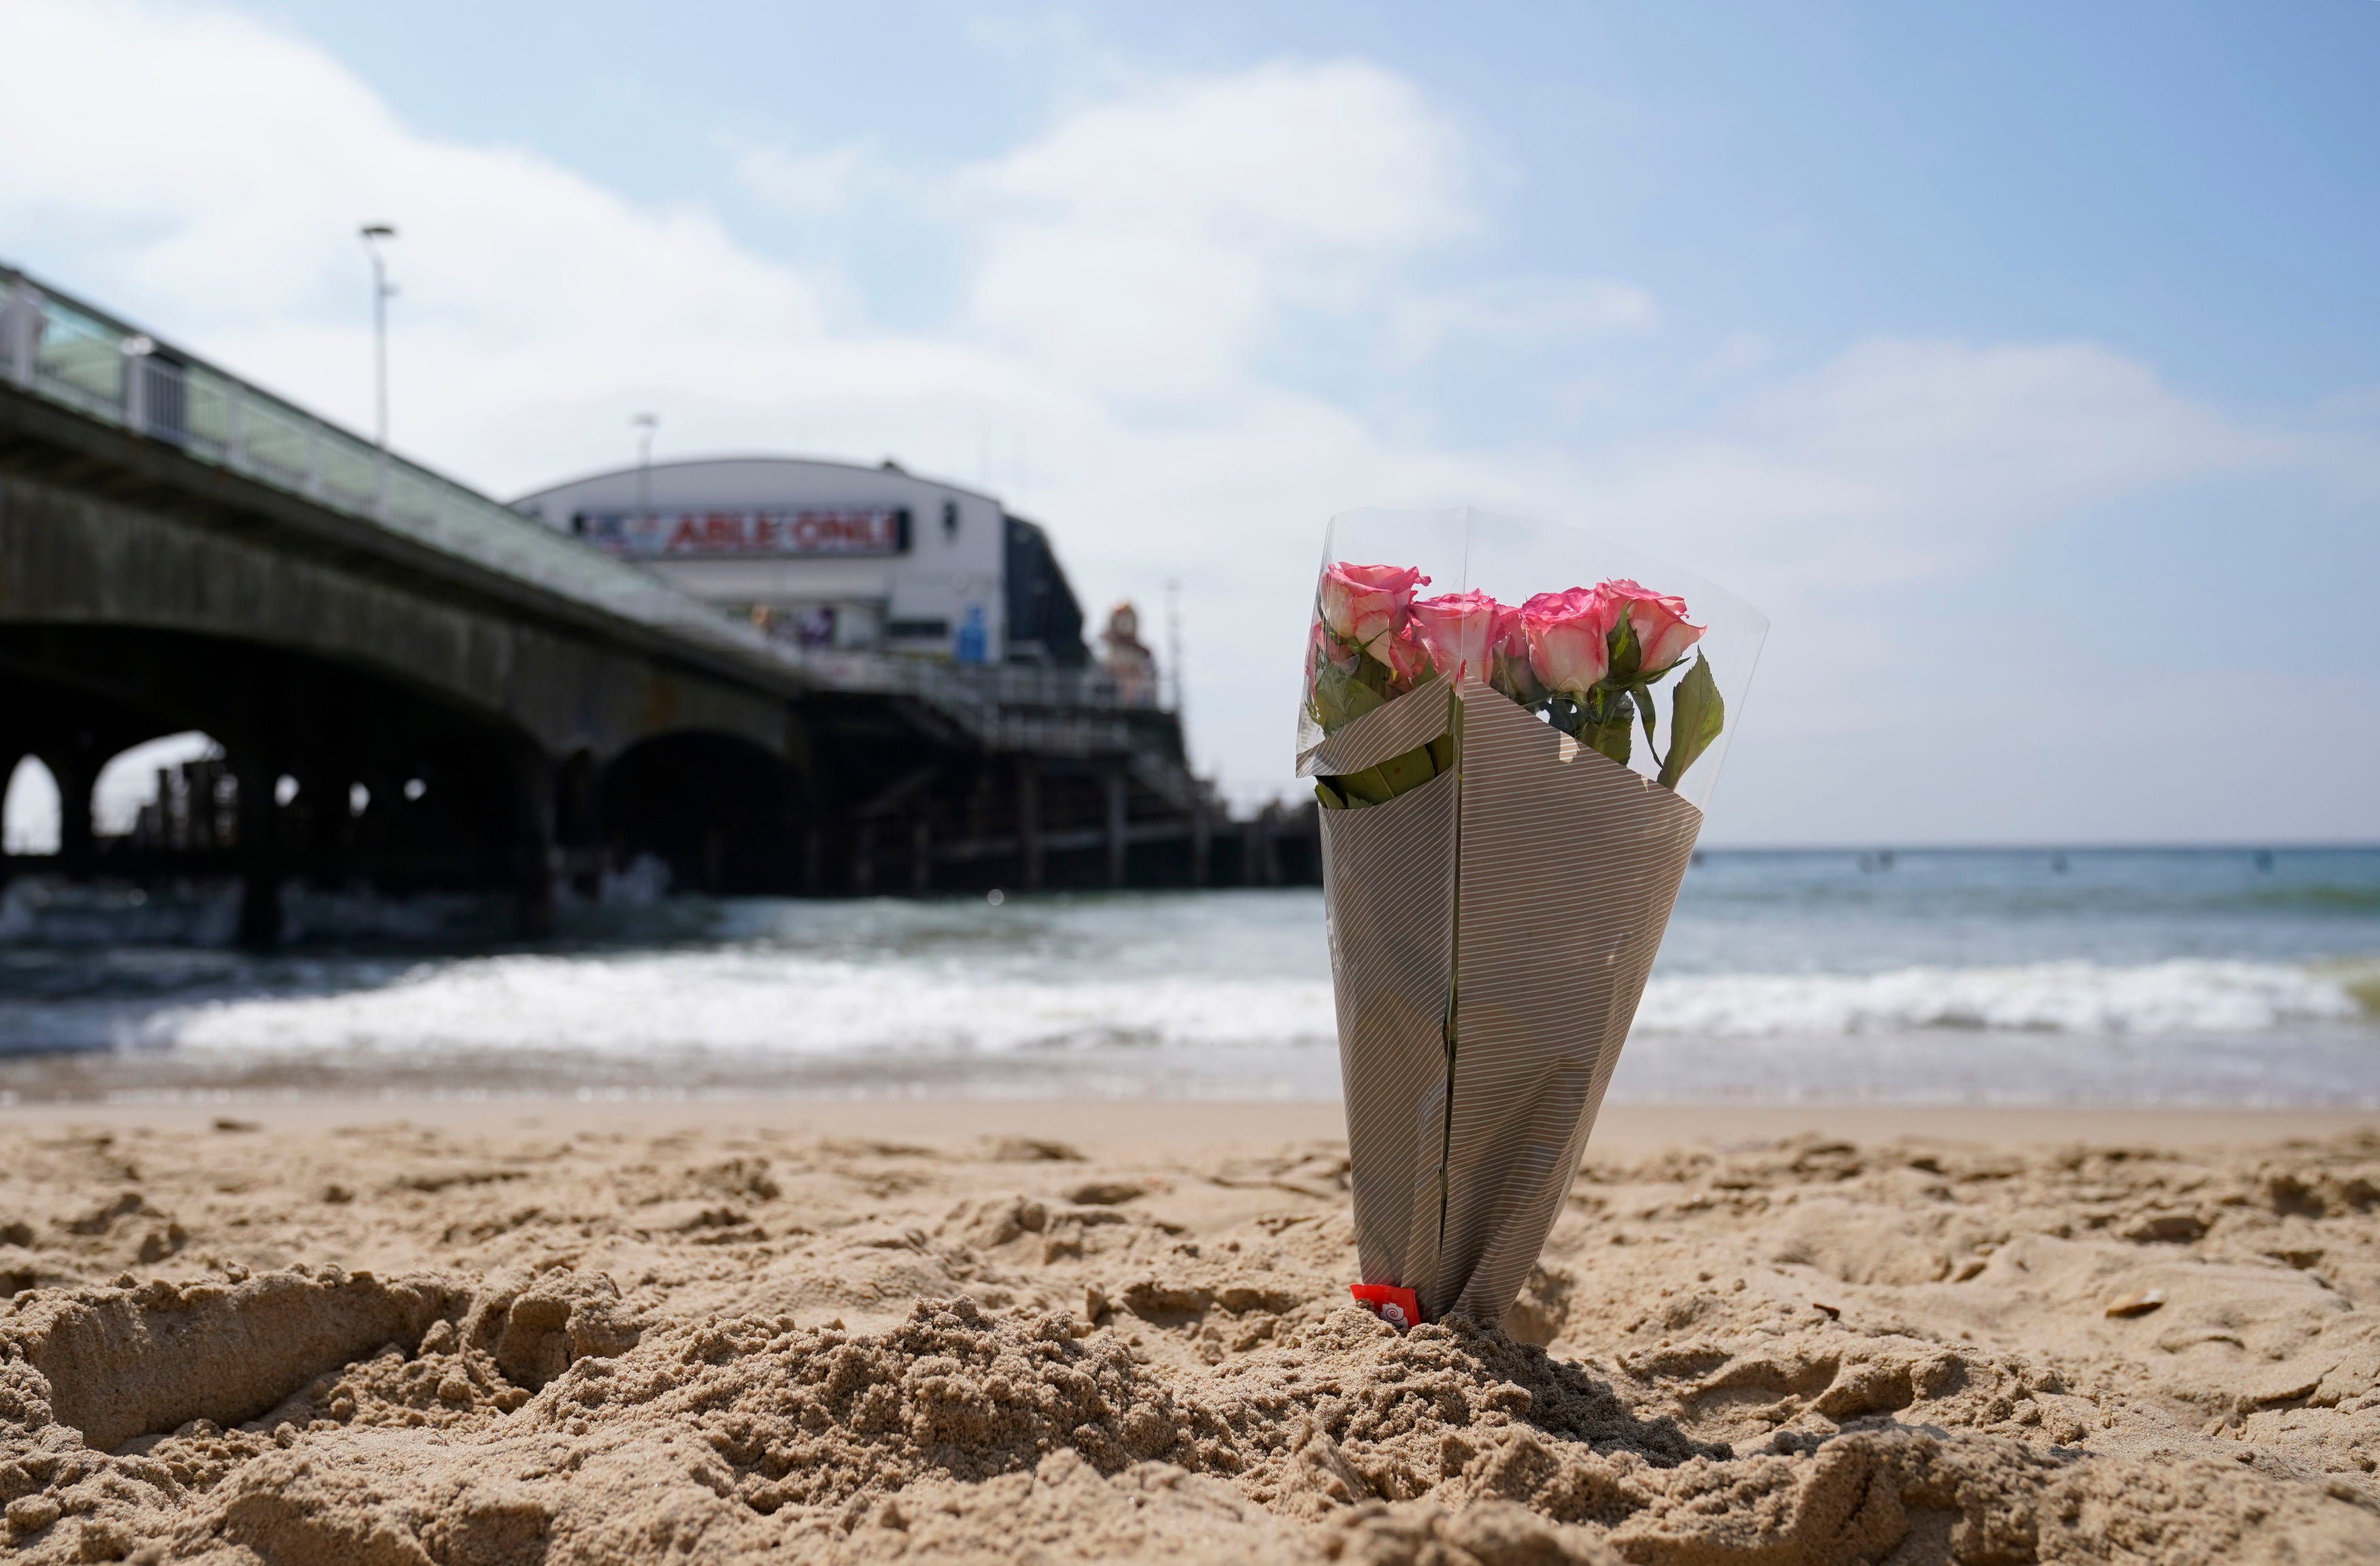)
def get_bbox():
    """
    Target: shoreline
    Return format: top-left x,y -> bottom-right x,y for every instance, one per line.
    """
3,1094 -> 2373,1155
